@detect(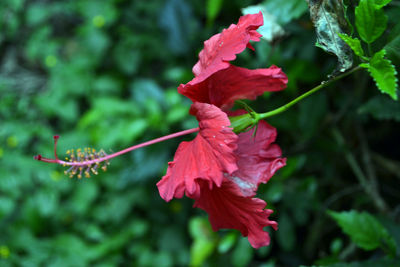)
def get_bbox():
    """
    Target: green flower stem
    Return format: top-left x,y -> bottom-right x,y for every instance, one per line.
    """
259,66 -> 362,120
